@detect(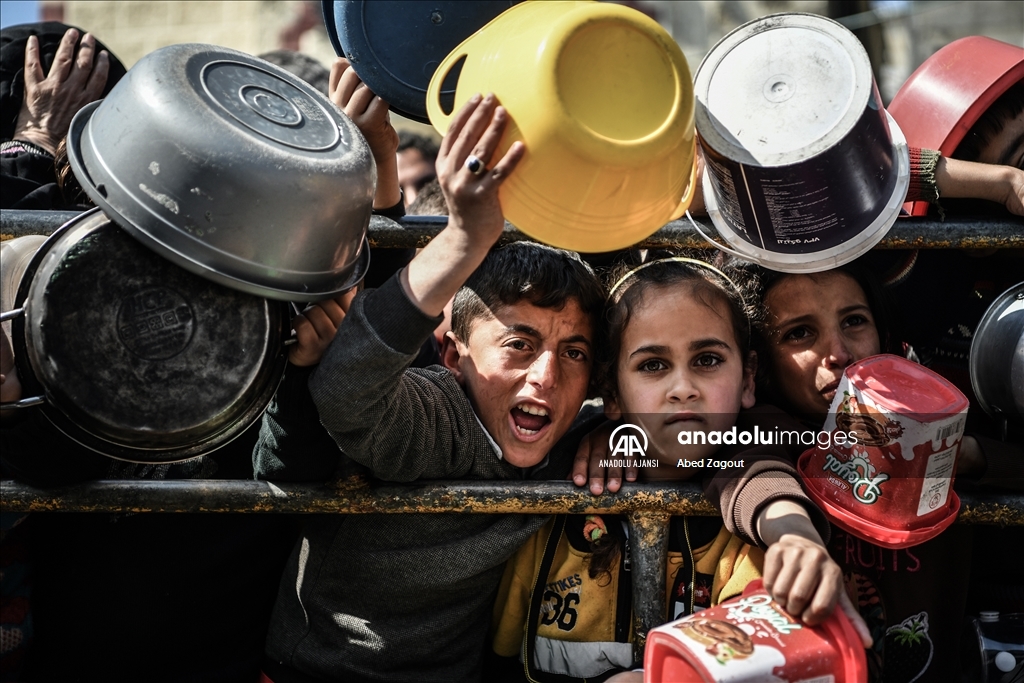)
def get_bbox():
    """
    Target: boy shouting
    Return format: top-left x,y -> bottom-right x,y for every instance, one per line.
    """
257,87 -> 604,682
